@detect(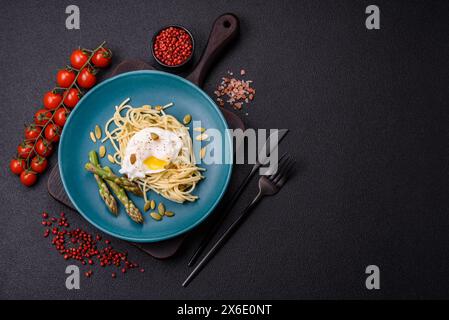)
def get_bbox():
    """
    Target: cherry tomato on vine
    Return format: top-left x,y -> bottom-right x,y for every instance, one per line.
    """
63,88 -> 81,108
70,49 -> 89,69
54,108 -> 69,127
20,170 -> 37,187
92,48 -> 112,68
44,123 -> 61,142
31,155 -> 48,173
43,91 -> 62,110
56,69 -> 76,88
17,141 -> 34,158
10,158 -> 26,175
24,124 -> 42,140
77,67 -> 97,89
34,109 -> 52,126
35,139 -> 54,157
